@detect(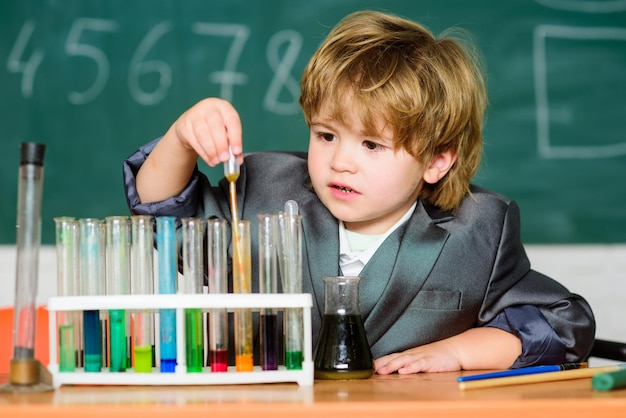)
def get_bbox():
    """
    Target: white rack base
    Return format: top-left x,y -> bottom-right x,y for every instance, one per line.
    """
47,293 -> 314,387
